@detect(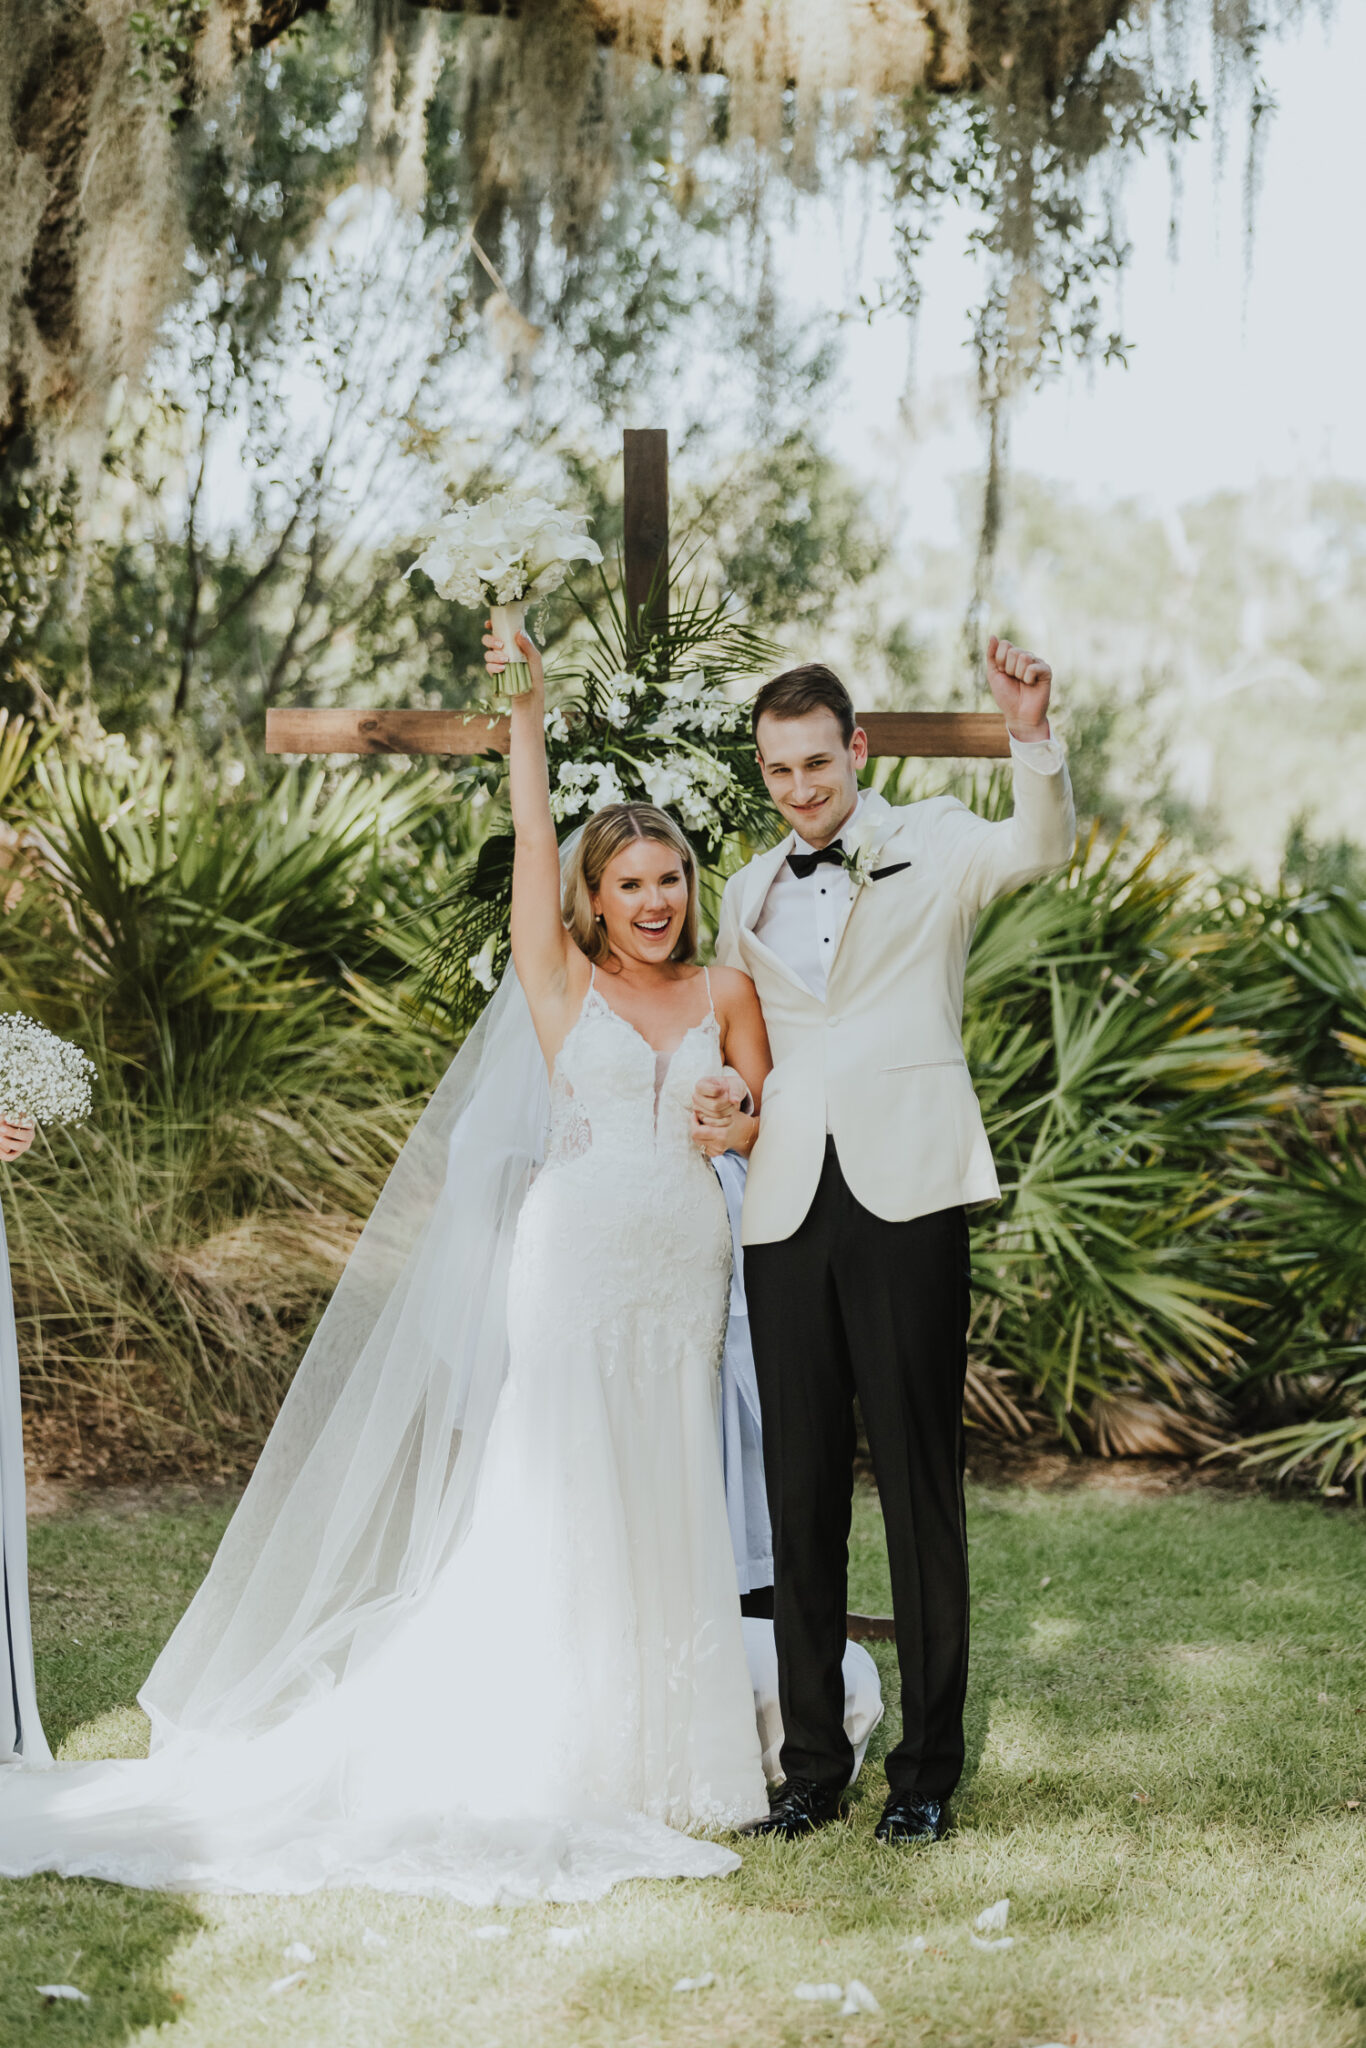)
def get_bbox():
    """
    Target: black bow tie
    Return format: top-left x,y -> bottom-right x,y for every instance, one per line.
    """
787,843 -> 845,880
